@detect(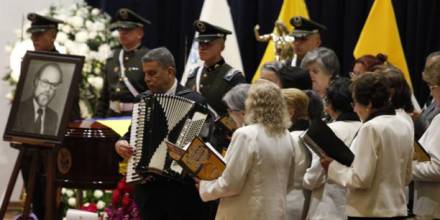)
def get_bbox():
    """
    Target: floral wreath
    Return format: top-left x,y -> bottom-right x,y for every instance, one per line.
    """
3,1 -> 119,118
